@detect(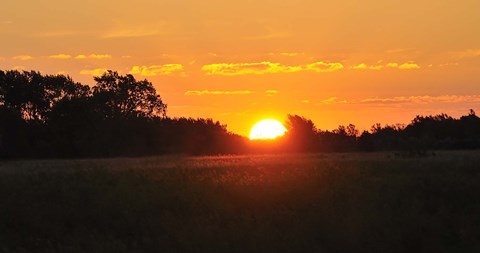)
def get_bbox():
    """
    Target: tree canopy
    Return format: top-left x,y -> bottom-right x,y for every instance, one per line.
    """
92,71 -> 167,119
